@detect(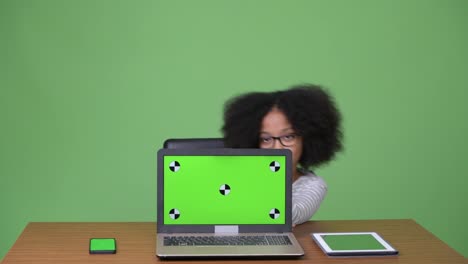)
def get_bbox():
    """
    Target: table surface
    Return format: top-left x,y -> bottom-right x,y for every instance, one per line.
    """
1,219 -> 466,264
